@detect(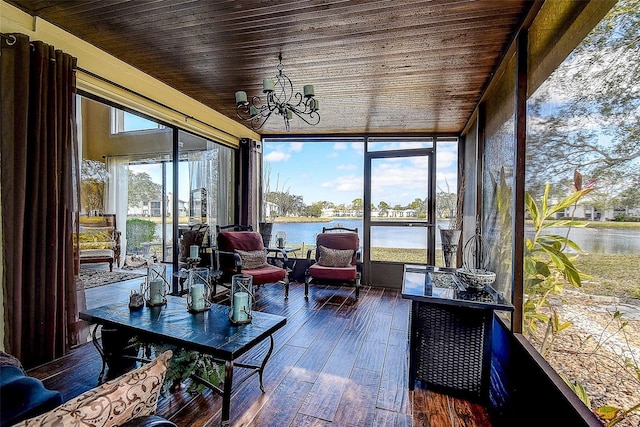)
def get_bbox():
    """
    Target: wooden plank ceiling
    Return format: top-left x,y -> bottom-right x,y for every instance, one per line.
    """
8,0 -> 531,135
